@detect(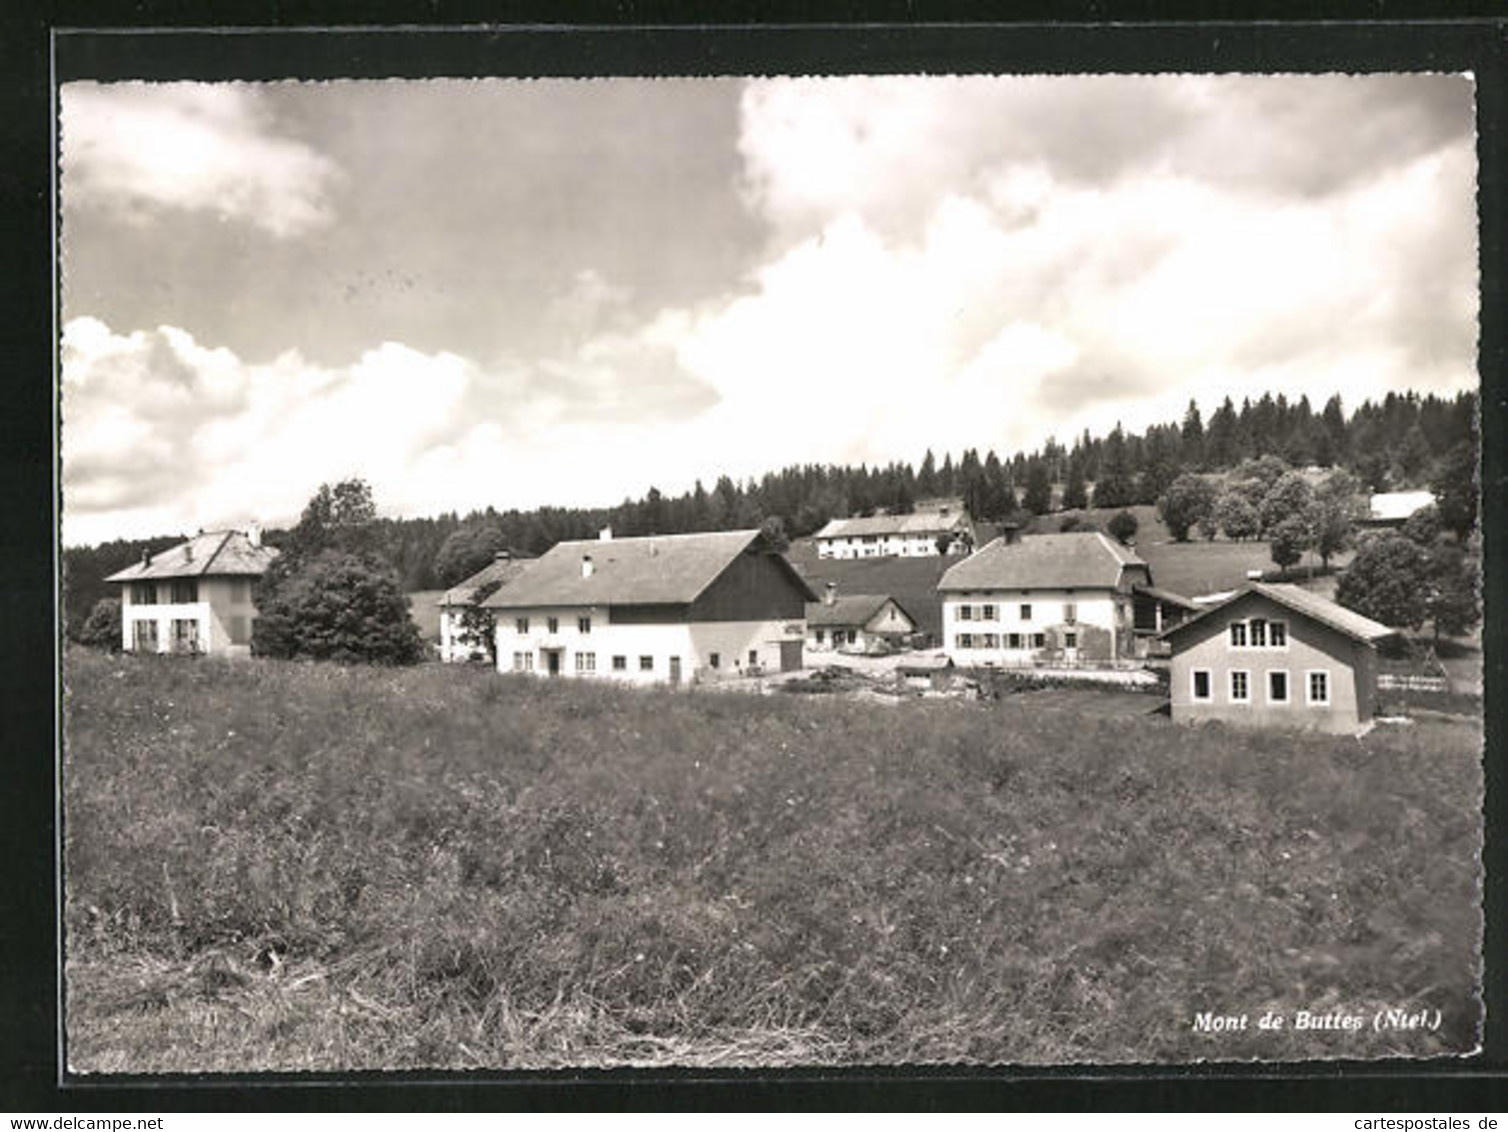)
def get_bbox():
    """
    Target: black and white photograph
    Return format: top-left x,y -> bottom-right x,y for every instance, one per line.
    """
57,69 -> 1485,1073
